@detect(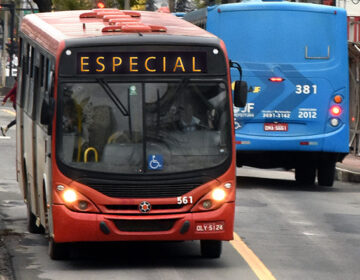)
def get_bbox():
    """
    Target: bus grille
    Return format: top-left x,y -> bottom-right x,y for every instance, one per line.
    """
112,219 -> 176,232
106,204 -> 184,211
89,183 -> 200,198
